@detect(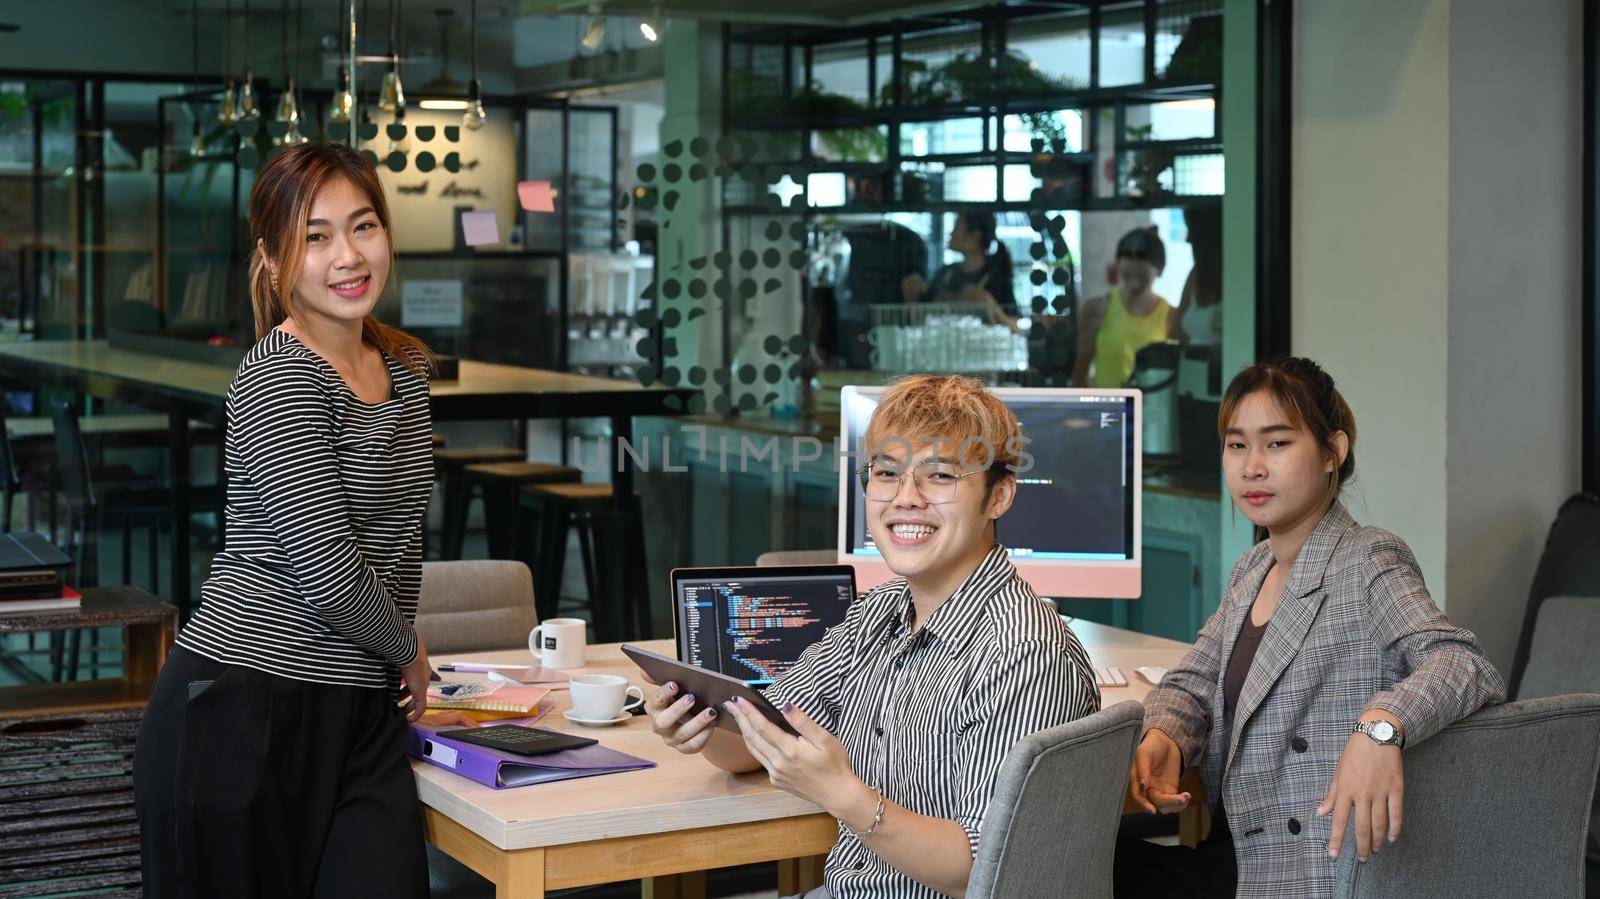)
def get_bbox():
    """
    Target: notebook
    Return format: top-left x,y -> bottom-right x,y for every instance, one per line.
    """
0,586 -> 82,616
427,684 -> 550,714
